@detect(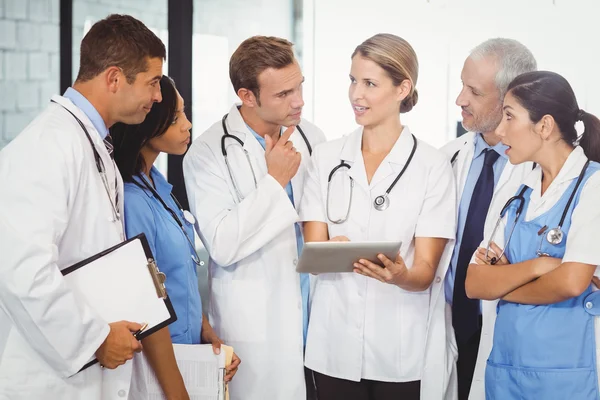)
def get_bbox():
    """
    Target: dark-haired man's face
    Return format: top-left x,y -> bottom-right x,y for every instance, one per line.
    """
115,57 -> 164,124
255,61 -> 305,127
